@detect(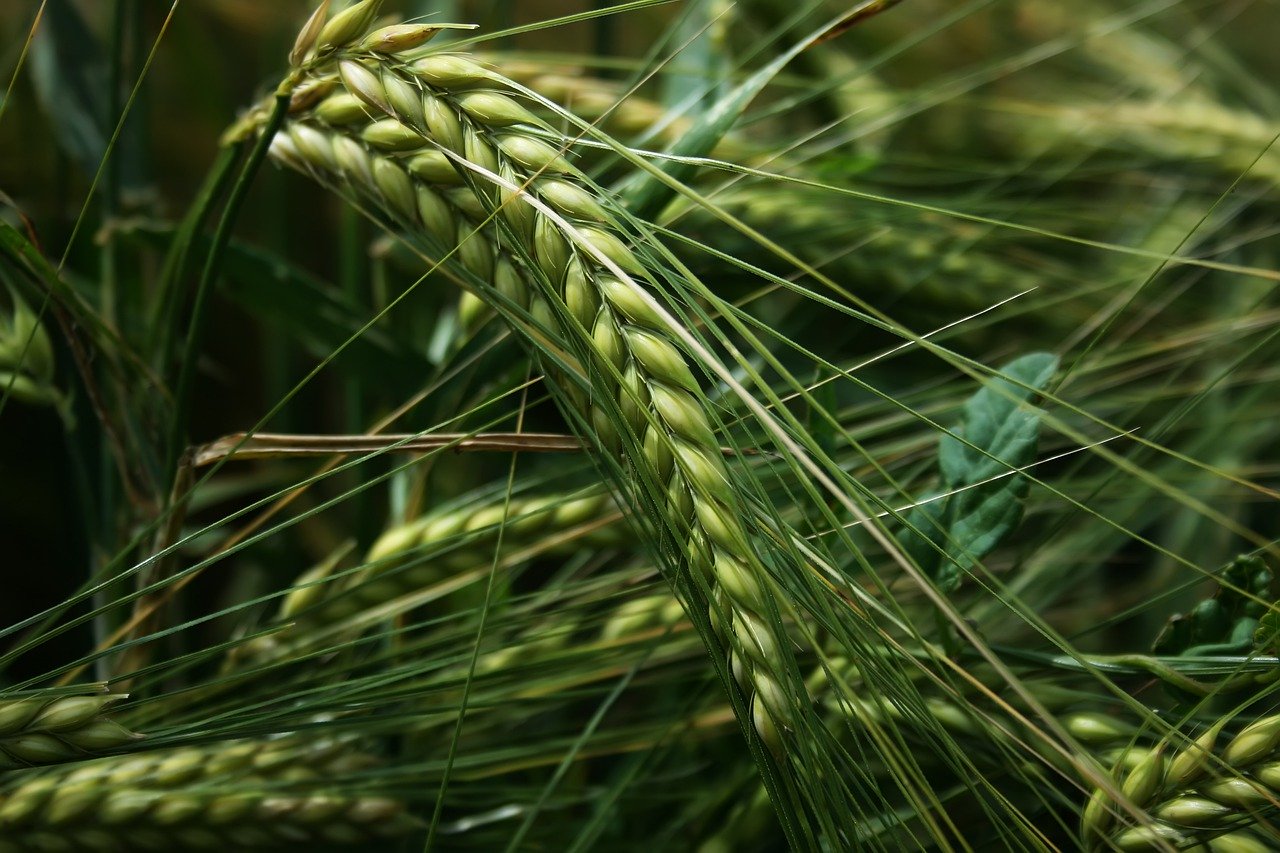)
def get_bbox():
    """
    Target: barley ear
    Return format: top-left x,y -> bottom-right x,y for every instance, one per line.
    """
236,5 -> 813,756
233,488 -> 624,664
0,693 -> 143,770
0,736 -> 421,849
1084,712 -> 1280,850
